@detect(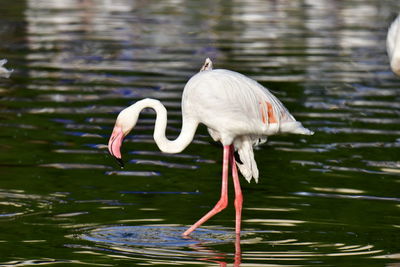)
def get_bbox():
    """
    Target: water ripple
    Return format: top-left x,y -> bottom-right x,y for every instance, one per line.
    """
291,160 -> 400,176
0,259 -> 109,266
129,159 -> 198,170
80,226 -> 231,248
0,189 -> 61,220
119,191 -> 200,195
105,171 -> 160,177
40,163 -> 112,170
295,191 -> 400,202
74,225 -> 388,264
318,127 -> 400,135
130,150 -> 199,159
313,141 -> 400,151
